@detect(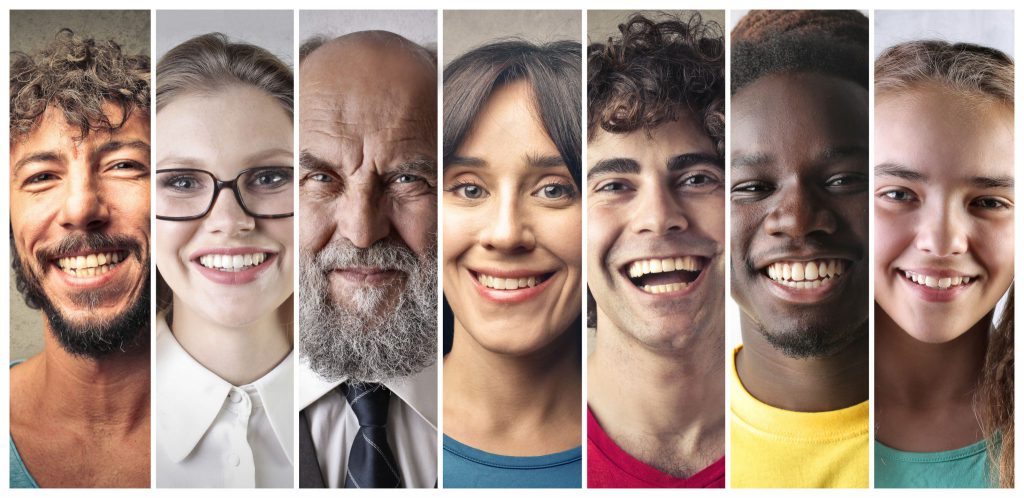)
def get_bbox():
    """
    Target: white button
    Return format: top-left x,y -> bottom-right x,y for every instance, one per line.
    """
226,453 -> 240,467
229,391 -> 242,403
